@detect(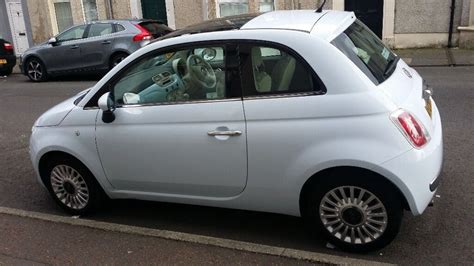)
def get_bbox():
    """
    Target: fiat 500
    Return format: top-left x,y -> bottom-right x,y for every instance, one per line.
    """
30,10 -> 443,252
